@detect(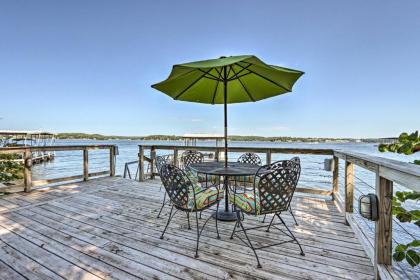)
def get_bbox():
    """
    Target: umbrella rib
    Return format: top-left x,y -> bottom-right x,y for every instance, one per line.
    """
230,66 -> 255,102
211,67 -> 224,104
211,78 -> 220,104
228,63 -> 252,81
173,68 -> 214,100
235,63 -> 290,92
198,69 -> 222,81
